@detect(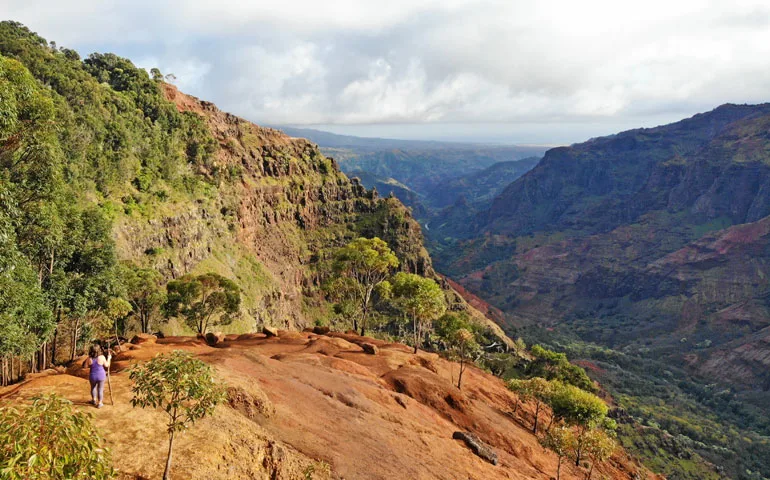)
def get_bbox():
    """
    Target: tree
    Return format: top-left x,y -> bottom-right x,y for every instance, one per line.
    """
0,216 -> 53,384
103,297 -> 132,341
583,428 -> 616,480
391,272 -> 446,354
123,265 -> 165,333
434,311 -> 473,342
0,394 -> 114,479
507,377 -> 554,434
528,345 -> 596,393
539,426 -> 576,480
450,328 -> 479,390
130,351 -> 225,480
331,237 -> 398,336
164,273 -> 240,335
150,67 -> 163,81
549,383 -> 609,466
